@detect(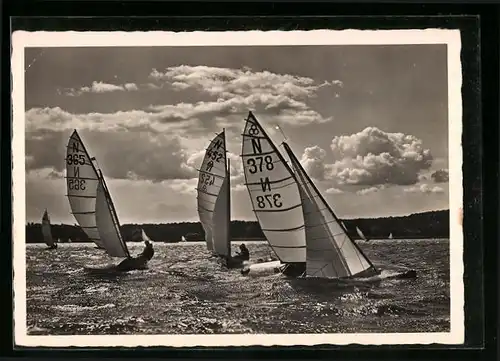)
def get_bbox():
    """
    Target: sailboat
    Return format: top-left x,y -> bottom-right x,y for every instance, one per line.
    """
356,226 -> 370,242
388,232 -> 393,239
241,111 -> 307,276
41,209 -> 57,250
66,130 -> 148,273
181,236 -> 187,243
242,112 -> 416,280
283,142 -> 380,279
140,228 -> 153,243
196,130 -> 232,263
